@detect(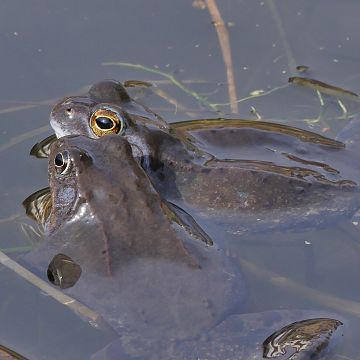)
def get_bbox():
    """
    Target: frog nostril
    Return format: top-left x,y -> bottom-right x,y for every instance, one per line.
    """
65,108 -> 74,118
